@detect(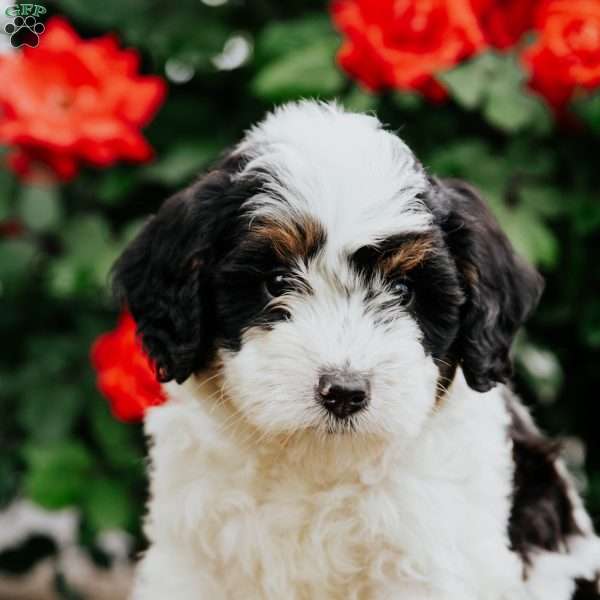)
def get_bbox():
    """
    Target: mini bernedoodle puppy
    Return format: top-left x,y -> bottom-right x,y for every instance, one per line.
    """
114,101 -> 600,600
